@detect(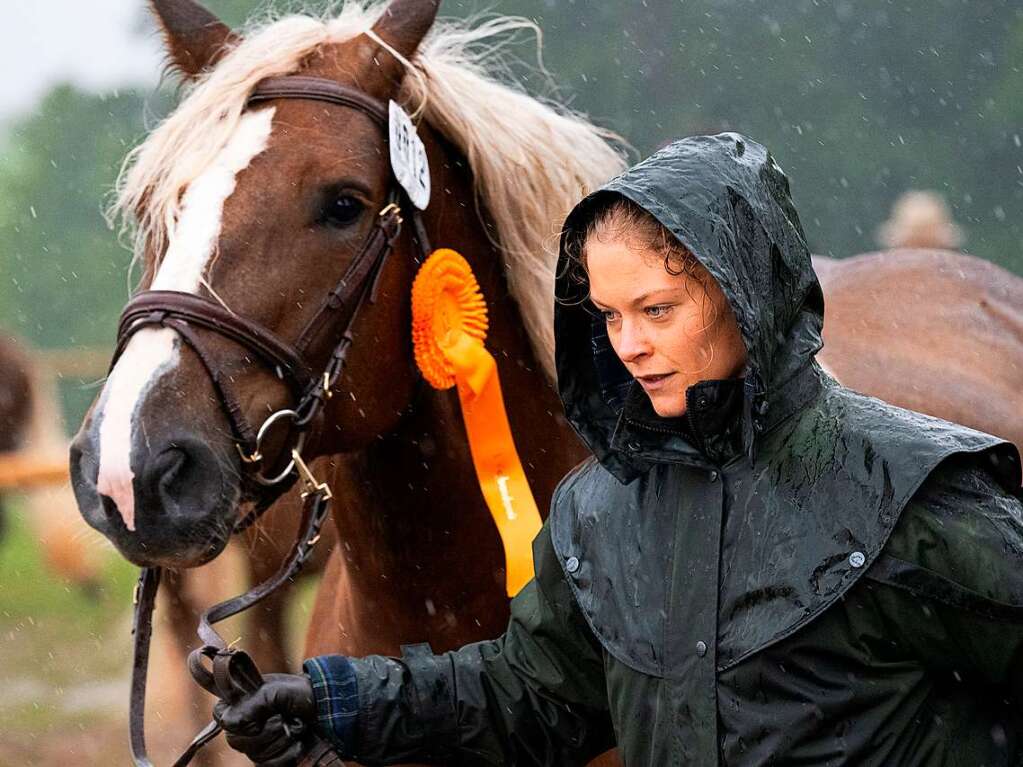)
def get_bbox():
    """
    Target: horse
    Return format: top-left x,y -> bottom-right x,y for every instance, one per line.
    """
0,334 -> 34,540
69,0 -> 621,763
68,2 -> 1022,766
815,249 -> 1023,450
0,338 -> 114,594
876,190 -> 963,251
0,335 -> 33,456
